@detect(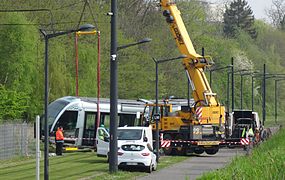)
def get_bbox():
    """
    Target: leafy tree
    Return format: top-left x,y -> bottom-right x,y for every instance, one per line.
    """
223,0 -> 257,39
